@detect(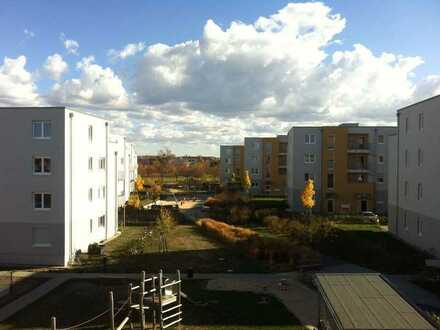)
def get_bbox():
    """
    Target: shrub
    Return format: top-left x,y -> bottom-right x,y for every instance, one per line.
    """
196,218 -> 258,244
155,208 -> 176,234
88,243 -> 101,255
254,208 -> 279,222
230,206 -> 252,225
